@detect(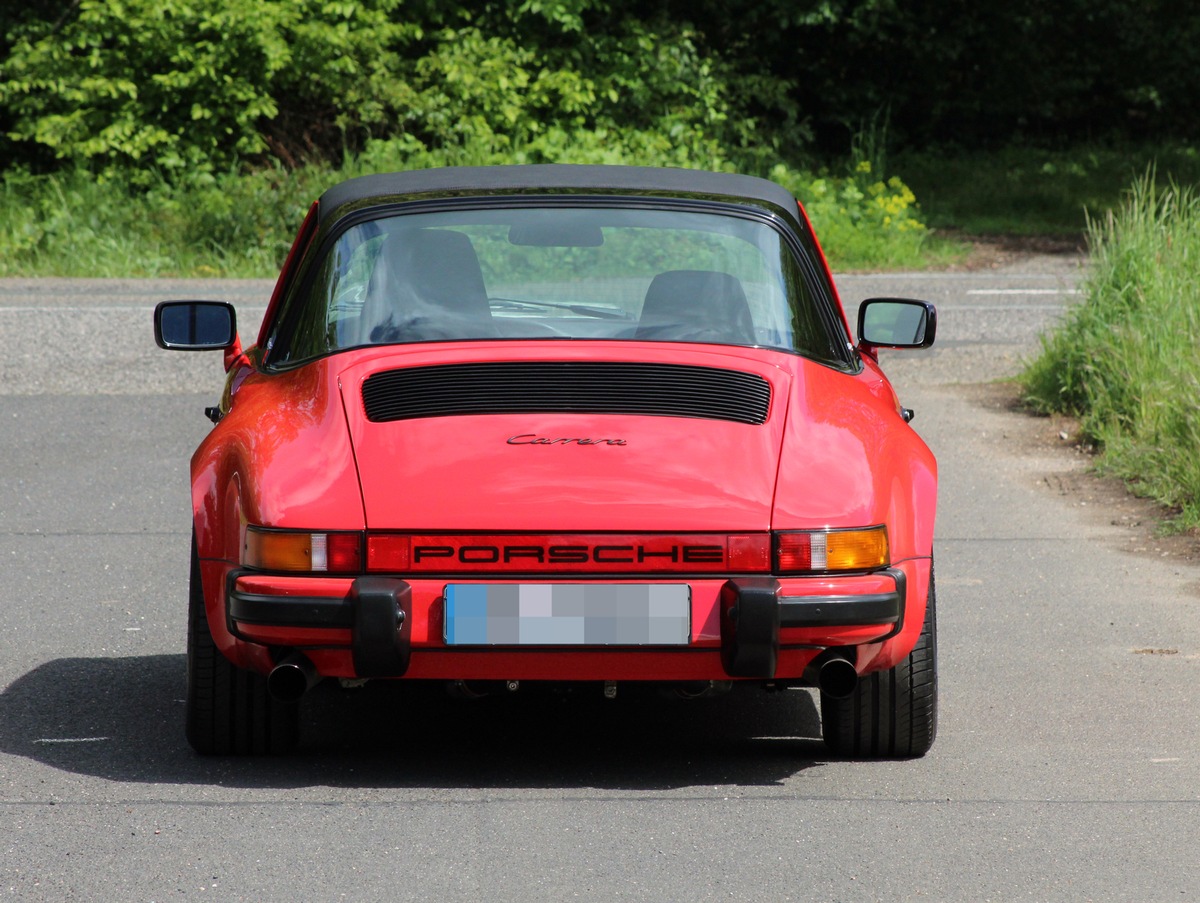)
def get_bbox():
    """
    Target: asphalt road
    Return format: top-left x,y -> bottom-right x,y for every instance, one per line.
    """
2,261 -> 1199,901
